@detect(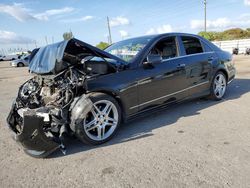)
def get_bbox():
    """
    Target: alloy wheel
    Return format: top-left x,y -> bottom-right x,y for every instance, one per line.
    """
83,100 -> 119,141
213,73 -> 226,98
